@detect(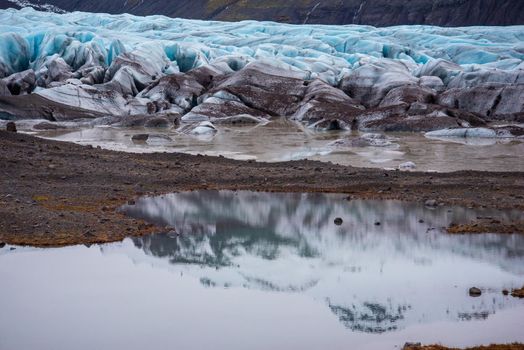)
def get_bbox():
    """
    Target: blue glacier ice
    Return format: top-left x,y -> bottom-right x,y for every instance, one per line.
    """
0,7 -> 523,131
0,7 -> 523,83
